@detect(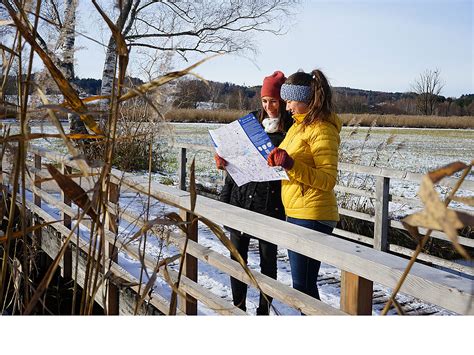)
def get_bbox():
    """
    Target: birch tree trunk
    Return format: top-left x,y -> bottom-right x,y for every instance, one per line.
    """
100,0 -> 135,98
57,0 -> 88,135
